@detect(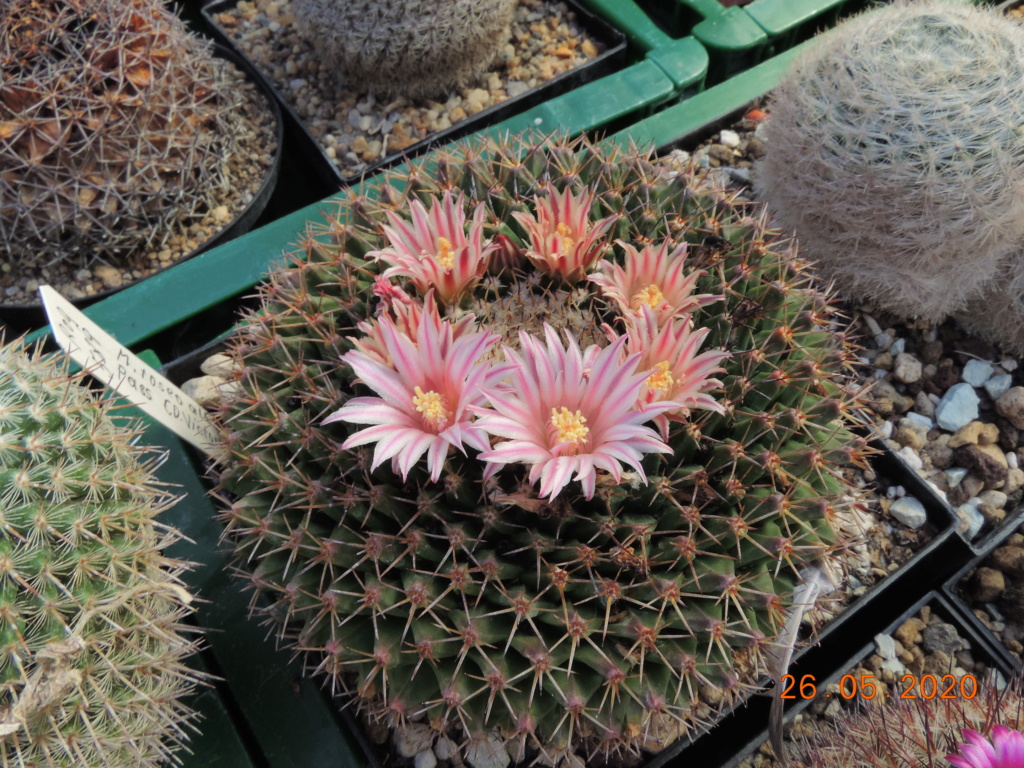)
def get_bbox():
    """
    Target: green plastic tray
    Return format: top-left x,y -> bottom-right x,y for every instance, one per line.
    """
588,0 -> 994,87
